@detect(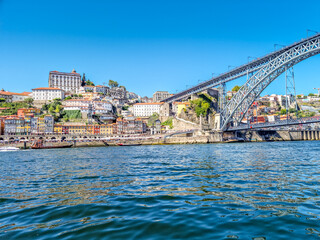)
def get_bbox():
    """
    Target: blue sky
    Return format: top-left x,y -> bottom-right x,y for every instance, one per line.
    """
0,0 -> 320,97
